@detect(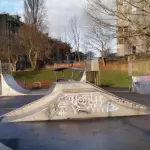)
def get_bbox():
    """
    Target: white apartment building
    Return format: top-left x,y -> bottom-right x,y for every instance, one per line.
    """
117,0 -> 150,56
